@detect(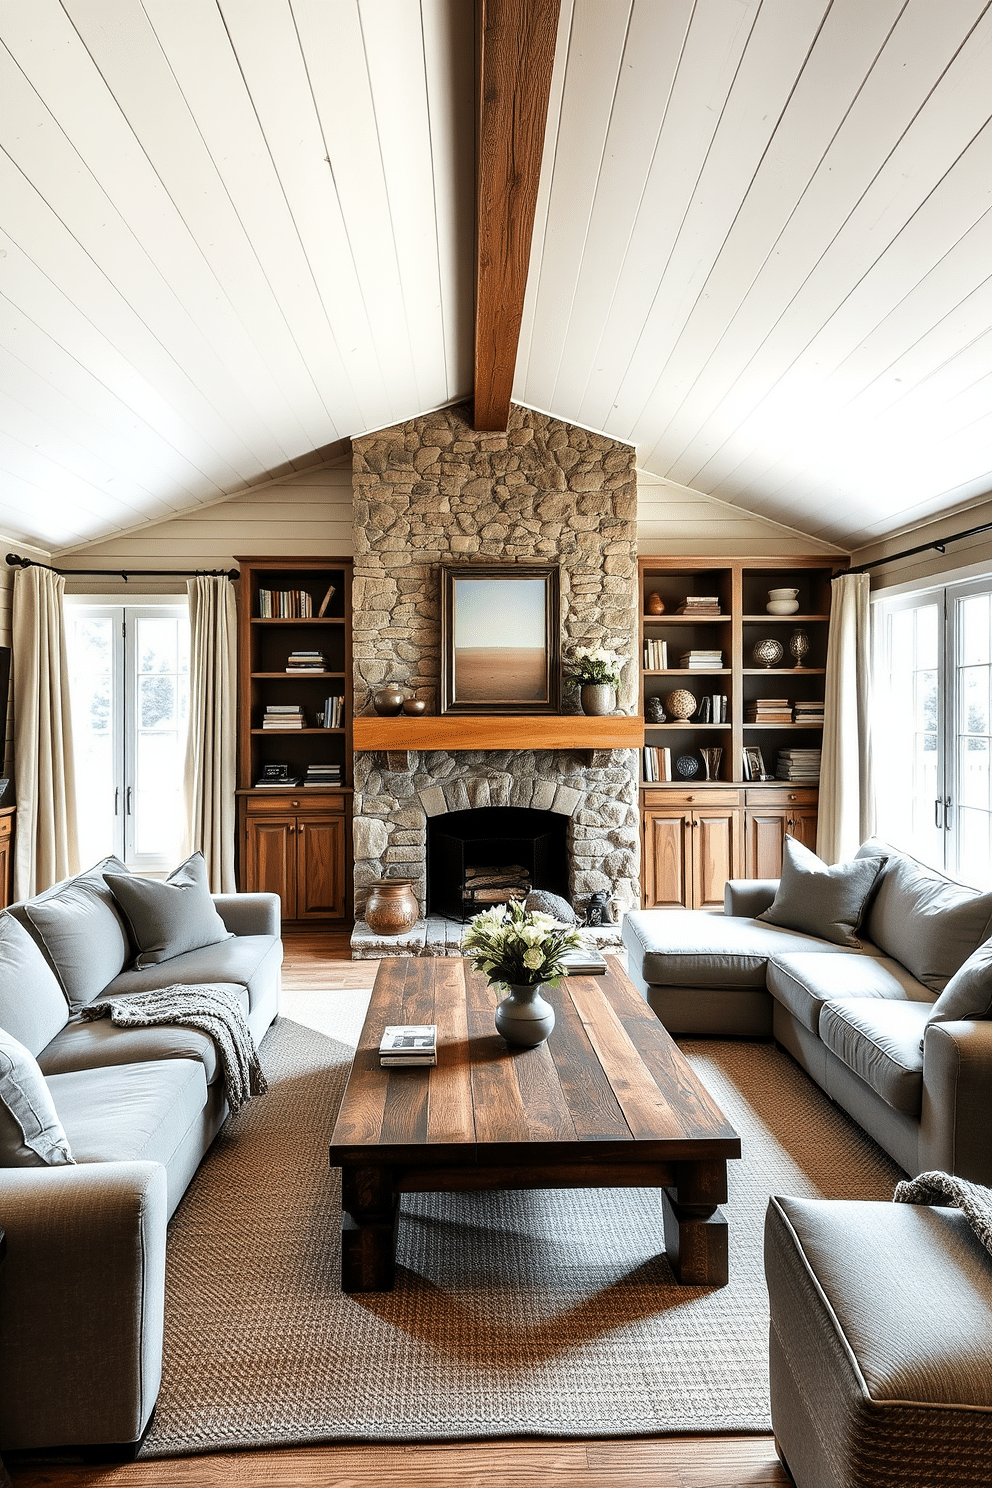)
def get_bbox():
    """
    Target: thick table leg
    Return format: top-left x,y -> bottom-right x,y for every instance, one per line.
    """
340,1164 -> 399,1292
661,1158 -> 729,1286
